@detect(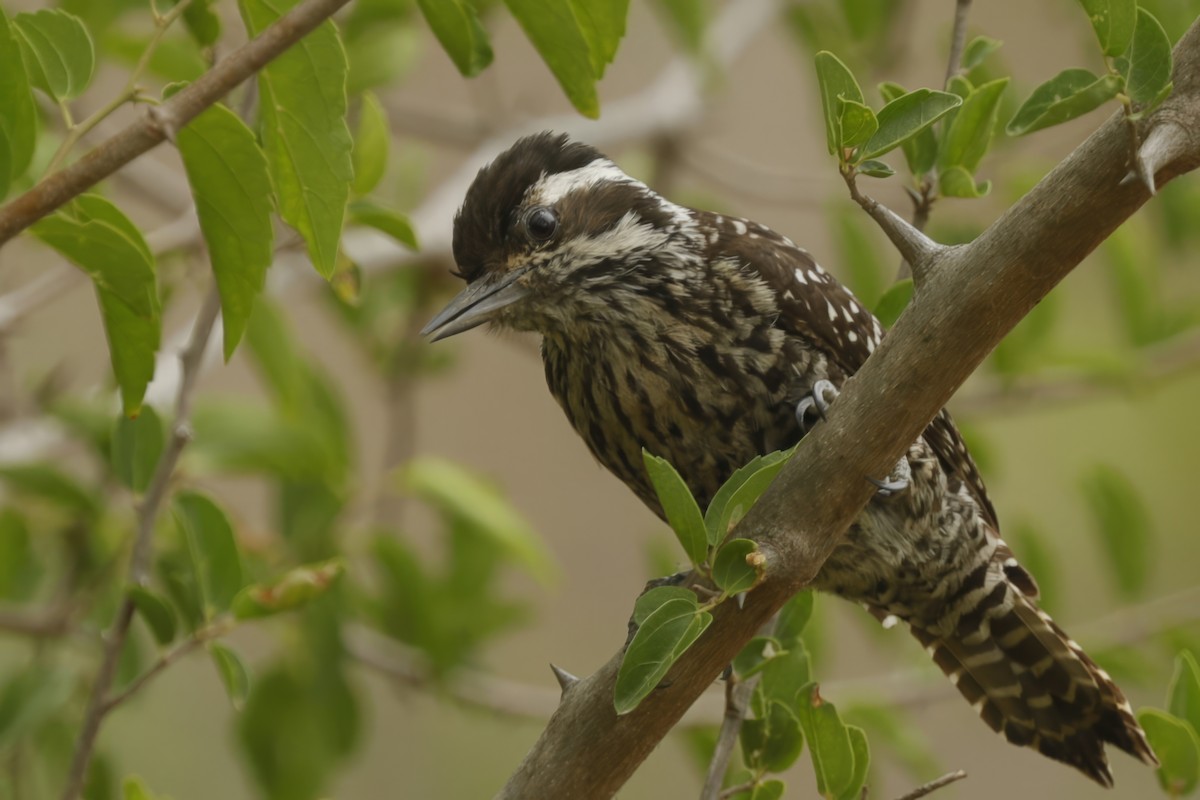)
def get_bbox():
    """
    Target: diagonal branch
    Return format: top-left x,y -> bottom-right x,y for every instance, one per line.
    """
495,18 -> 1200,800
0,0 -> 354,247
